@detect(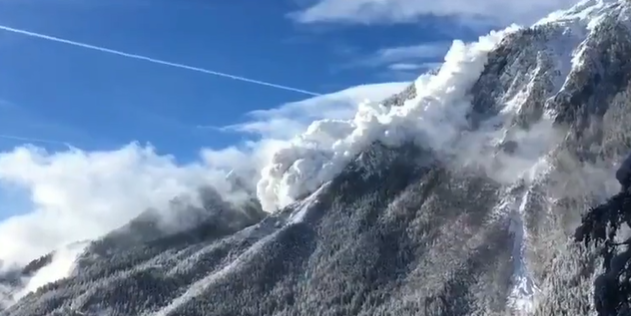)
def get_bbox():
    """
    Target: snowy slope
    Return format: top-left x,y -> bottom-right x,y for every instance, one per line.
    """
4,0 -> 631,315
